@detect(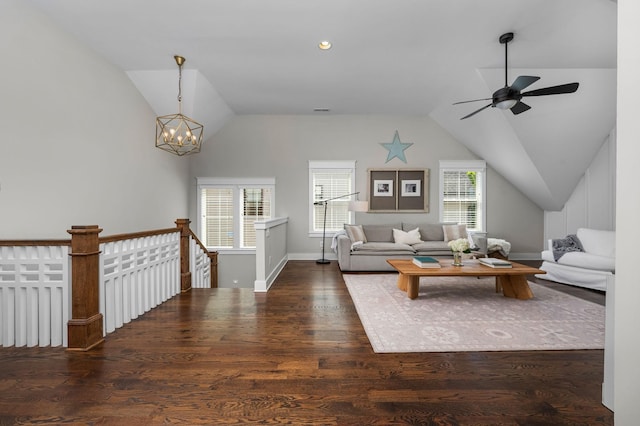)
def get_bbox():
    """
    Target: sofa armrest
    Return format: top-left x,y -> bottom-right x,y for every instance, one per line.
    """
336,235 -> 352,270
